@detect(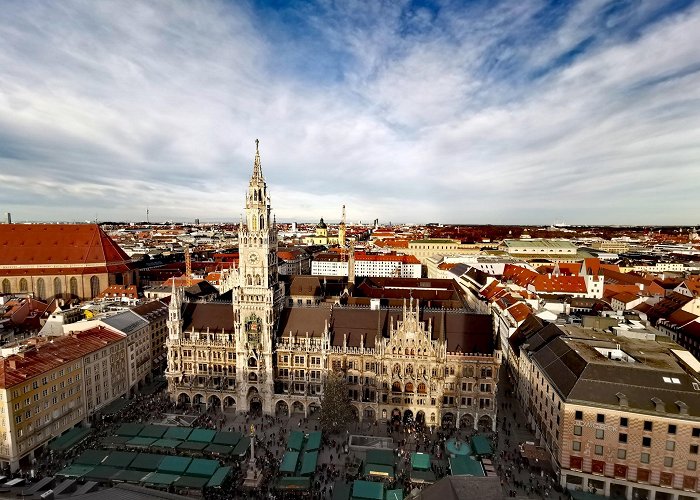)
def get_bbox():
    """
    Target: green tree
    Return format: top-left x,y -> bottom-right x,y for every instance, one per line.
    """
319,371 -> 353,434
